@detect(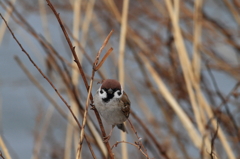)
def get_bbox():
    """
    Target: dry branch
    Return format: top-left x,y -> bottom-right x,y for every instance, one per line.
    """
45,1 -> 115,158
1,0 -> 240,158
0,13 -> 96,158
